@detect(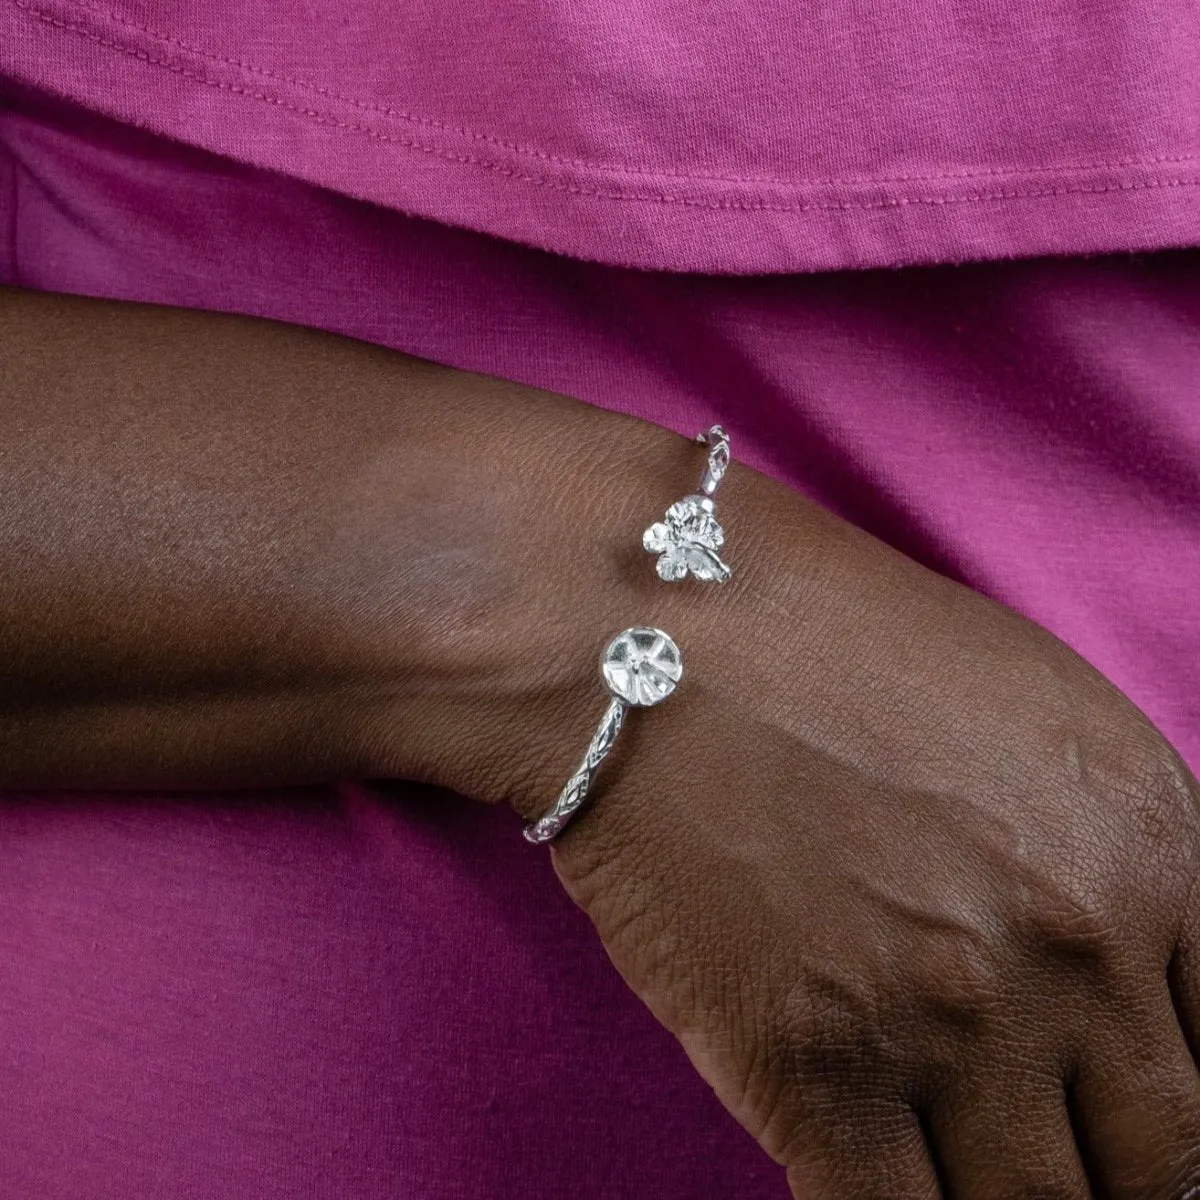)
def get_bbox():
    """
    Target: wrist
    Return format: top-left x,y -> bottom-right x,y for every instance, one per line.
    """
346,399 -> 724,810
